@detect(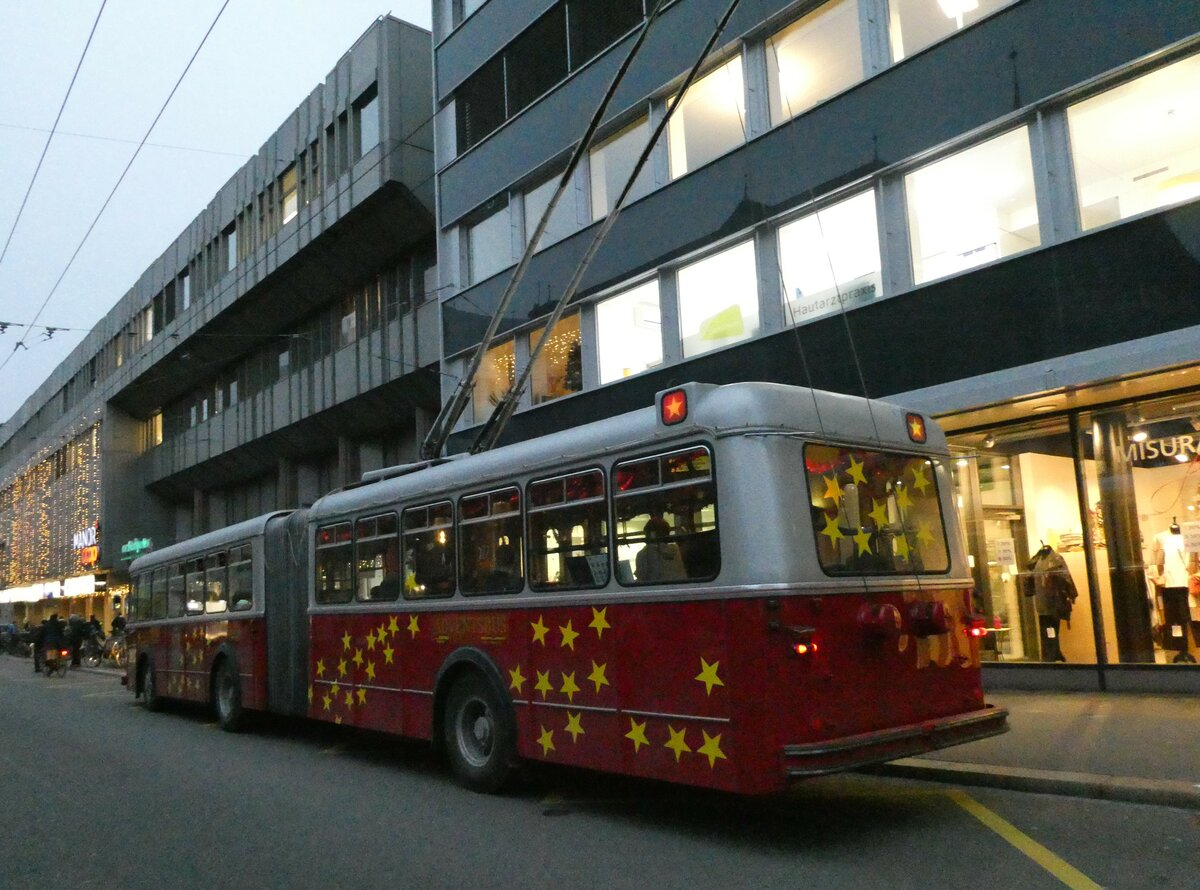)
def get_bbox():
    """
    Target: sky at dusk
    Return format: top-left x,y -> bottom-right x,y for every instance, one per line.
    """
0,0 -> 433,429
